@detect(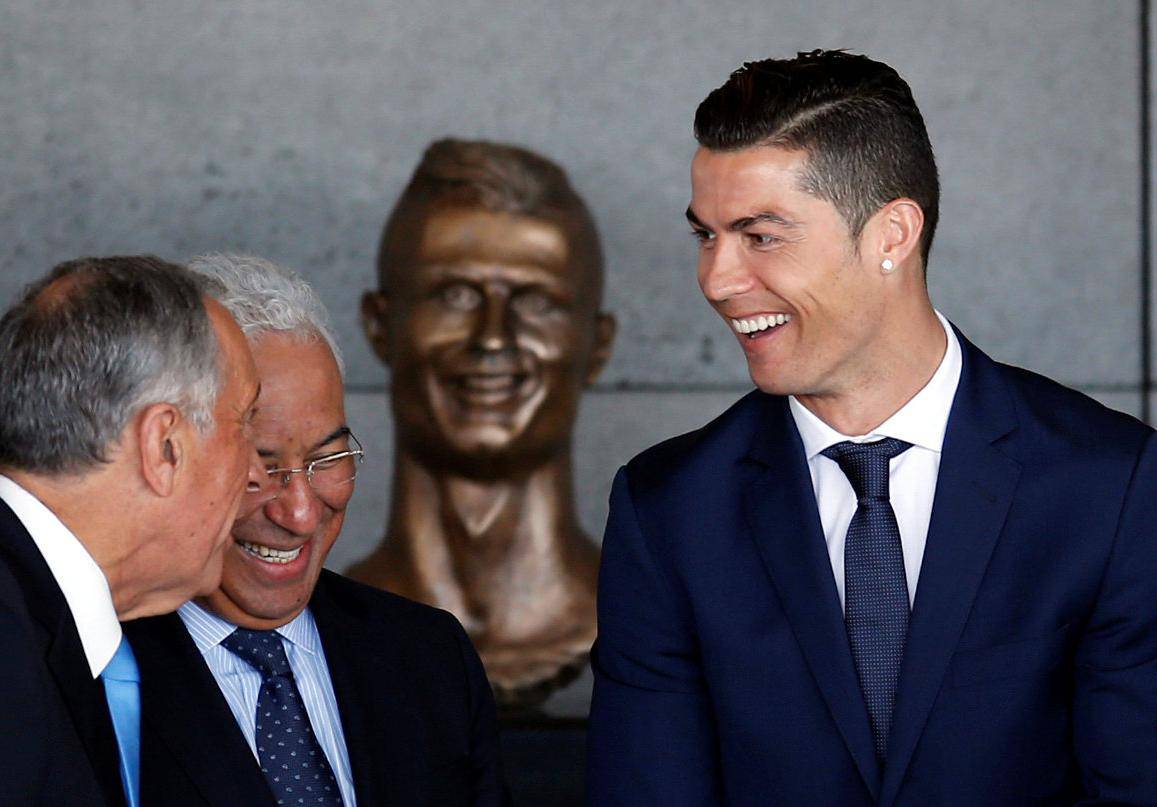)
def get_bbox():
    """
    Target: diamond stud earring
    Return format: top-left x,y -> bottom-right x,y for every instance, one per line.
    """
881,258 -> 895,273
